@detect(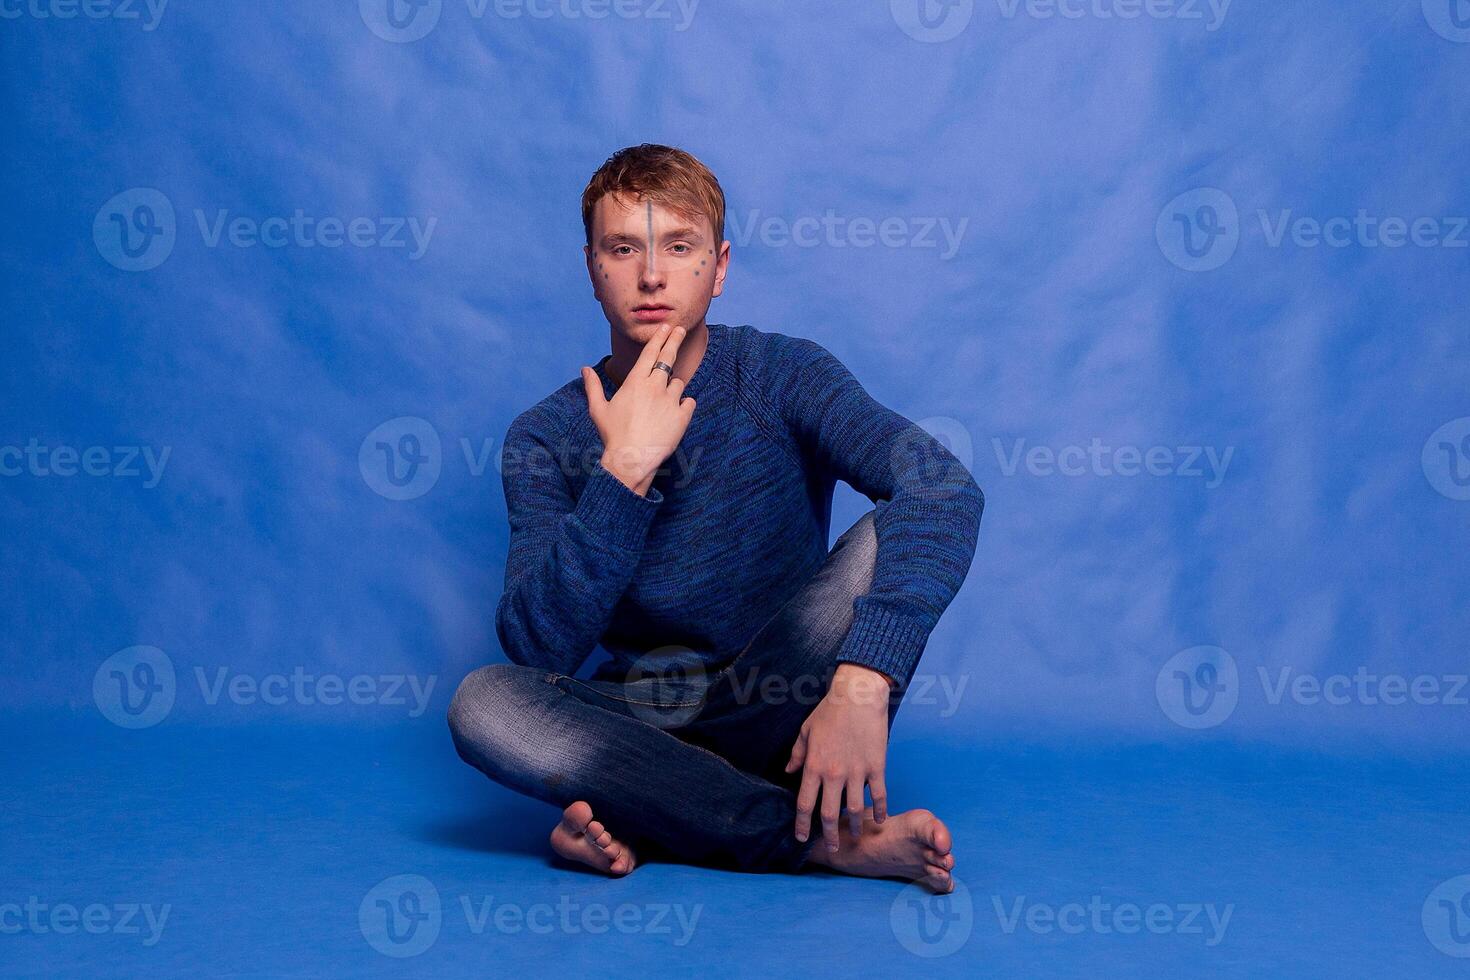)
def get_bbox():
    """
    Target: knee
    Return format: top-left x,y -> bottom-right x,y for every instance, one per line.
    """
834,509 -> 879,579
446,663 -> 525,761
